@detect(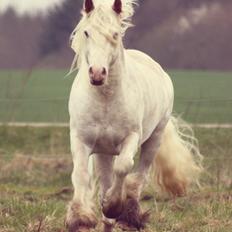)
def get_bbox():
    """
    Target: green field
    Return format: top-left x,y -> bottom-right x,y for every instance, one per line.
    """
0,127 -> 231,232
0,70 -> 232,230
0,70 -> 232,123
